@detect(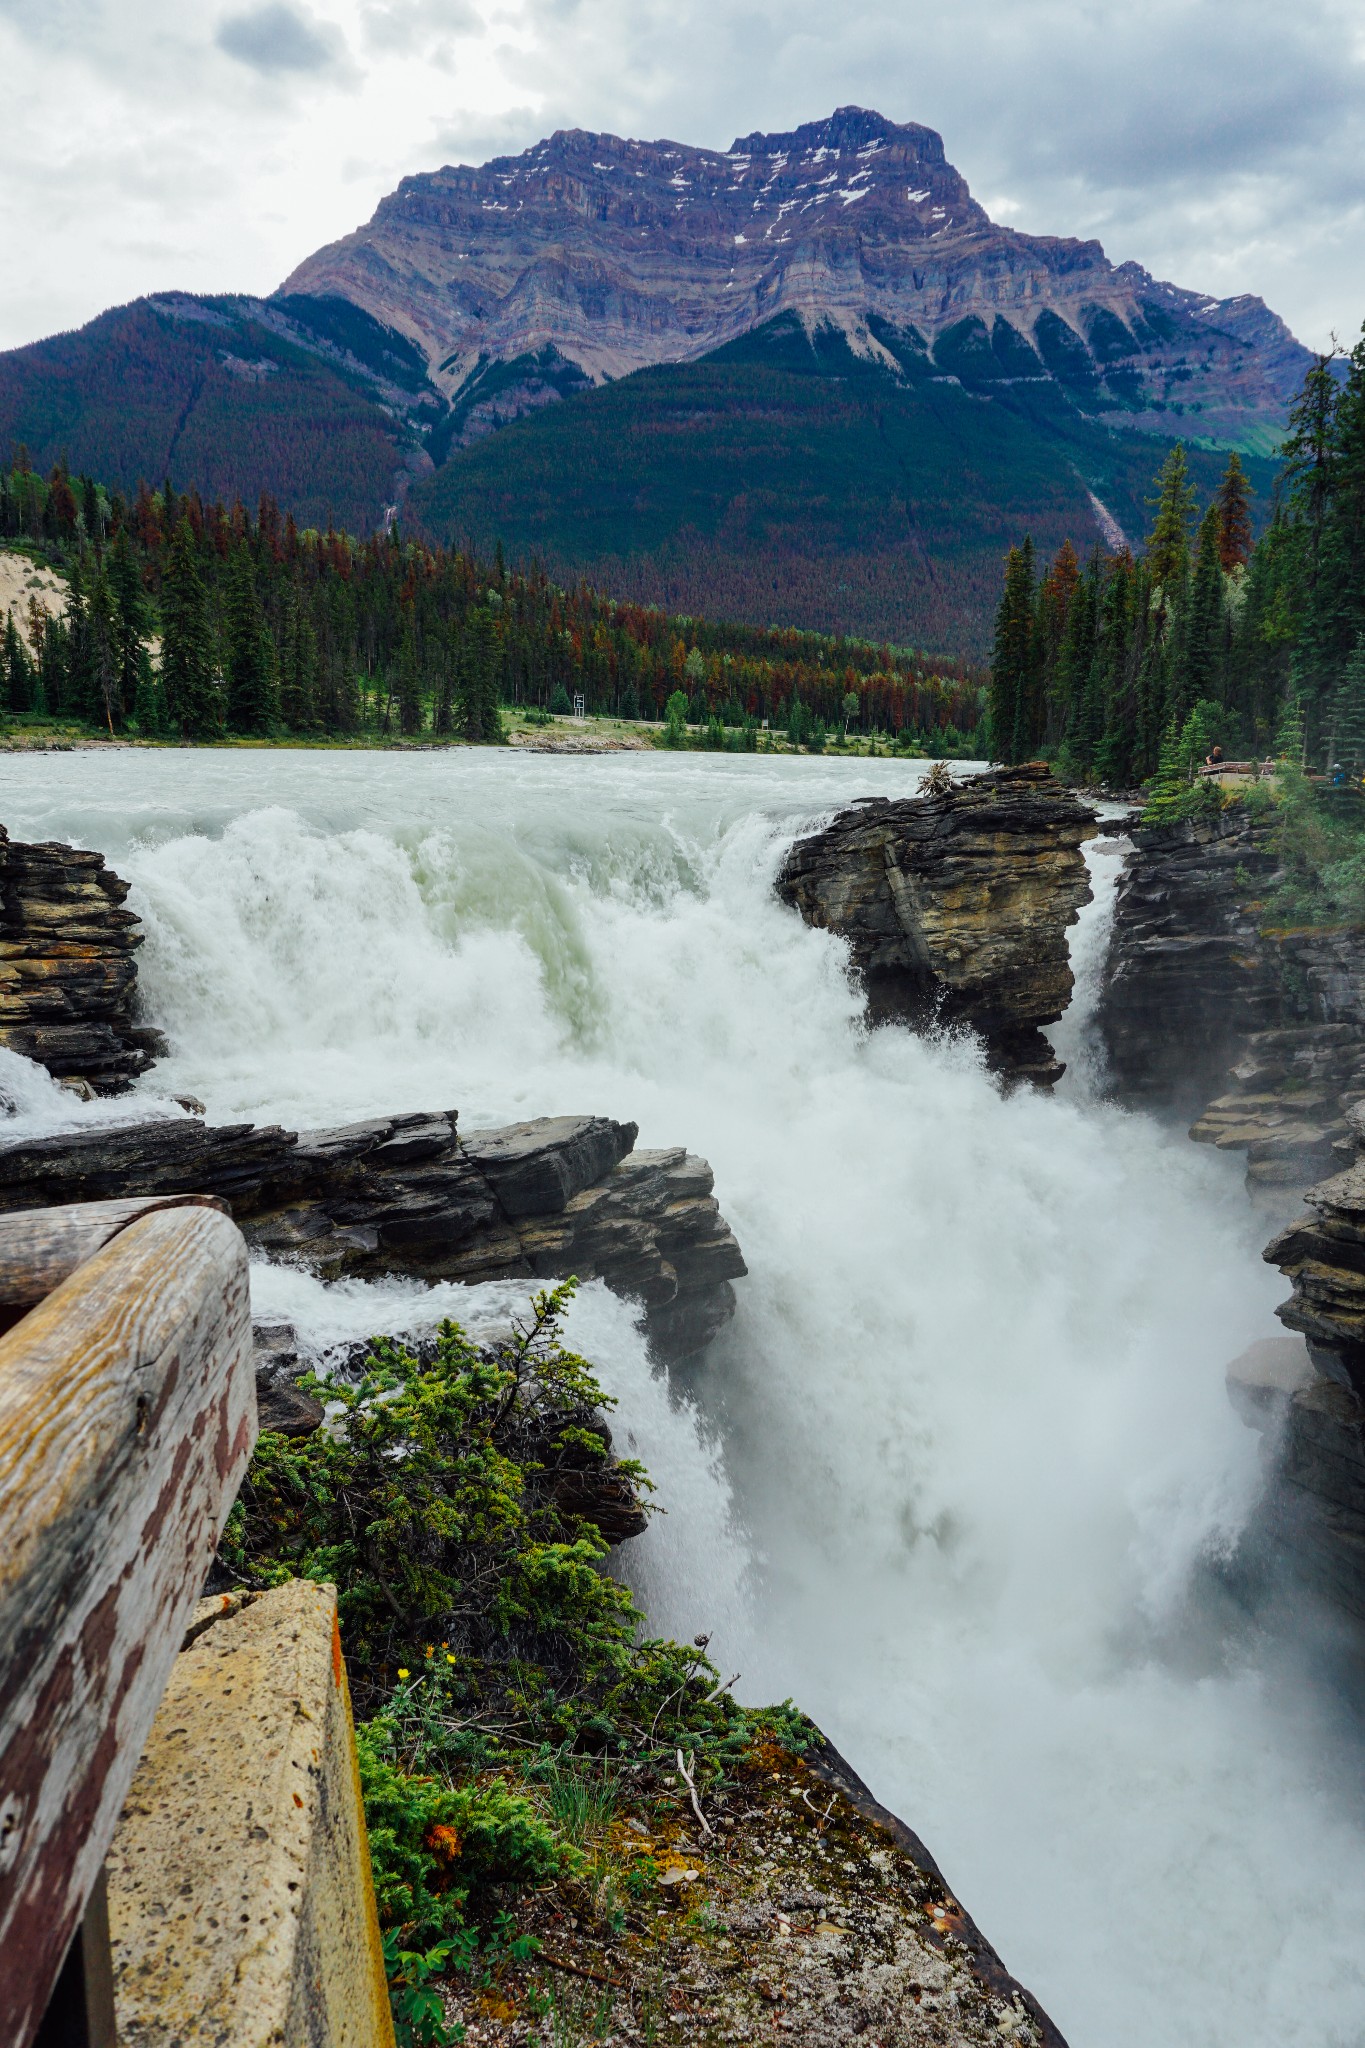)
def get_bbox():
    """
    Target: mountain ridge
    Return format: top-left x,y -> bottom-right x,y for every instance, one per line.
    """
281,105 -> 1313,448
